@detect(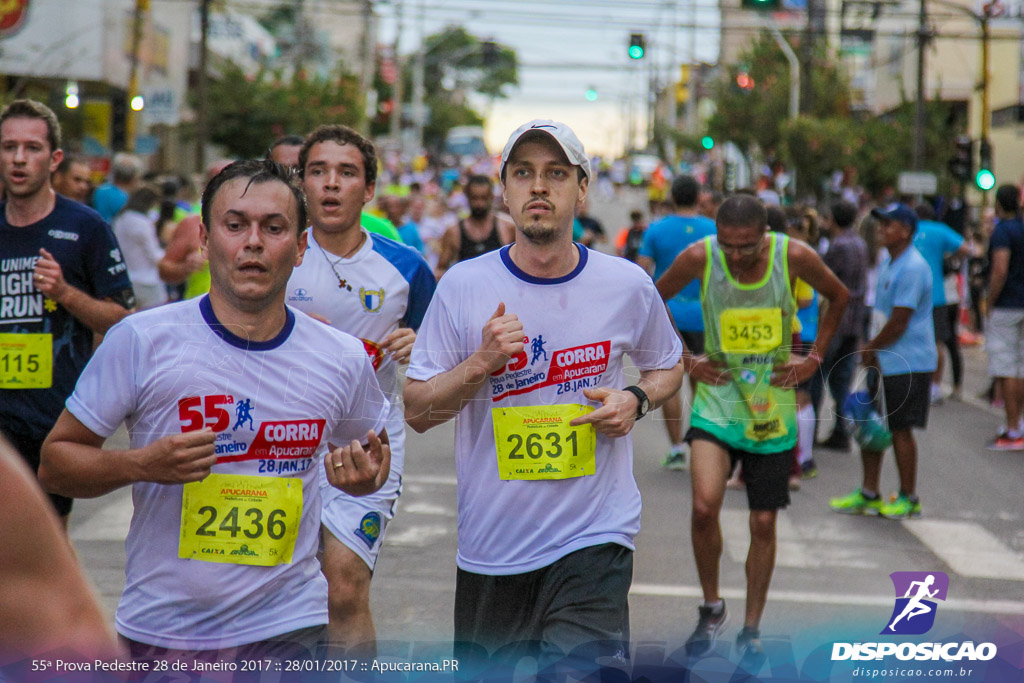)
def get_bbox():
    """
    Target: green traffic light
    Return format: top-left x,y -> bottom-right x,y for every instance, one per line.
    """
976,169 -> 995,191
628,45 -> 644,59
701,136 -> 714,150
585,88 -> 598,102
